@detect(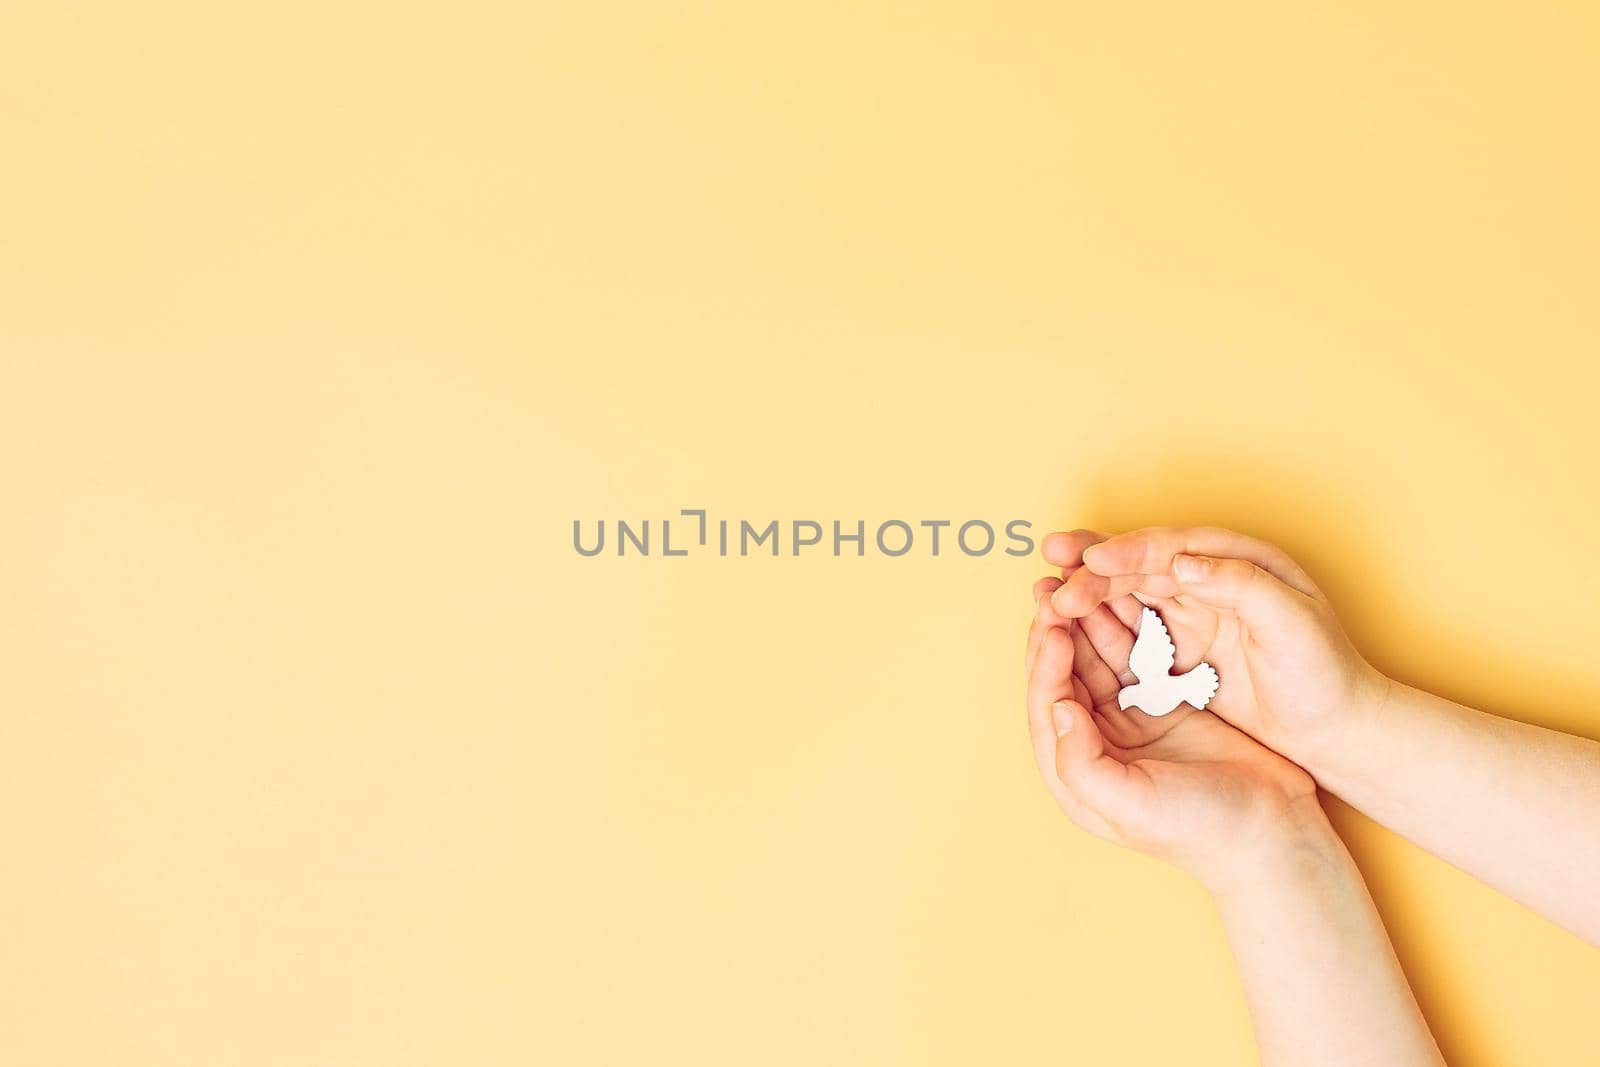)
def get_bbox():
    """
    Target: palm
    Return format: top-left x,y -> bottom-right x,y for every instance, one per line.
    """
1117,715 -> 1313,855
